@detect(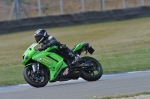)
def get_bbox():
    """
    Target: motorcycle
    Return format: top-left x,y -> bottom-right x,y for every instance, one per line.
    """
22,42 -> 103,88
